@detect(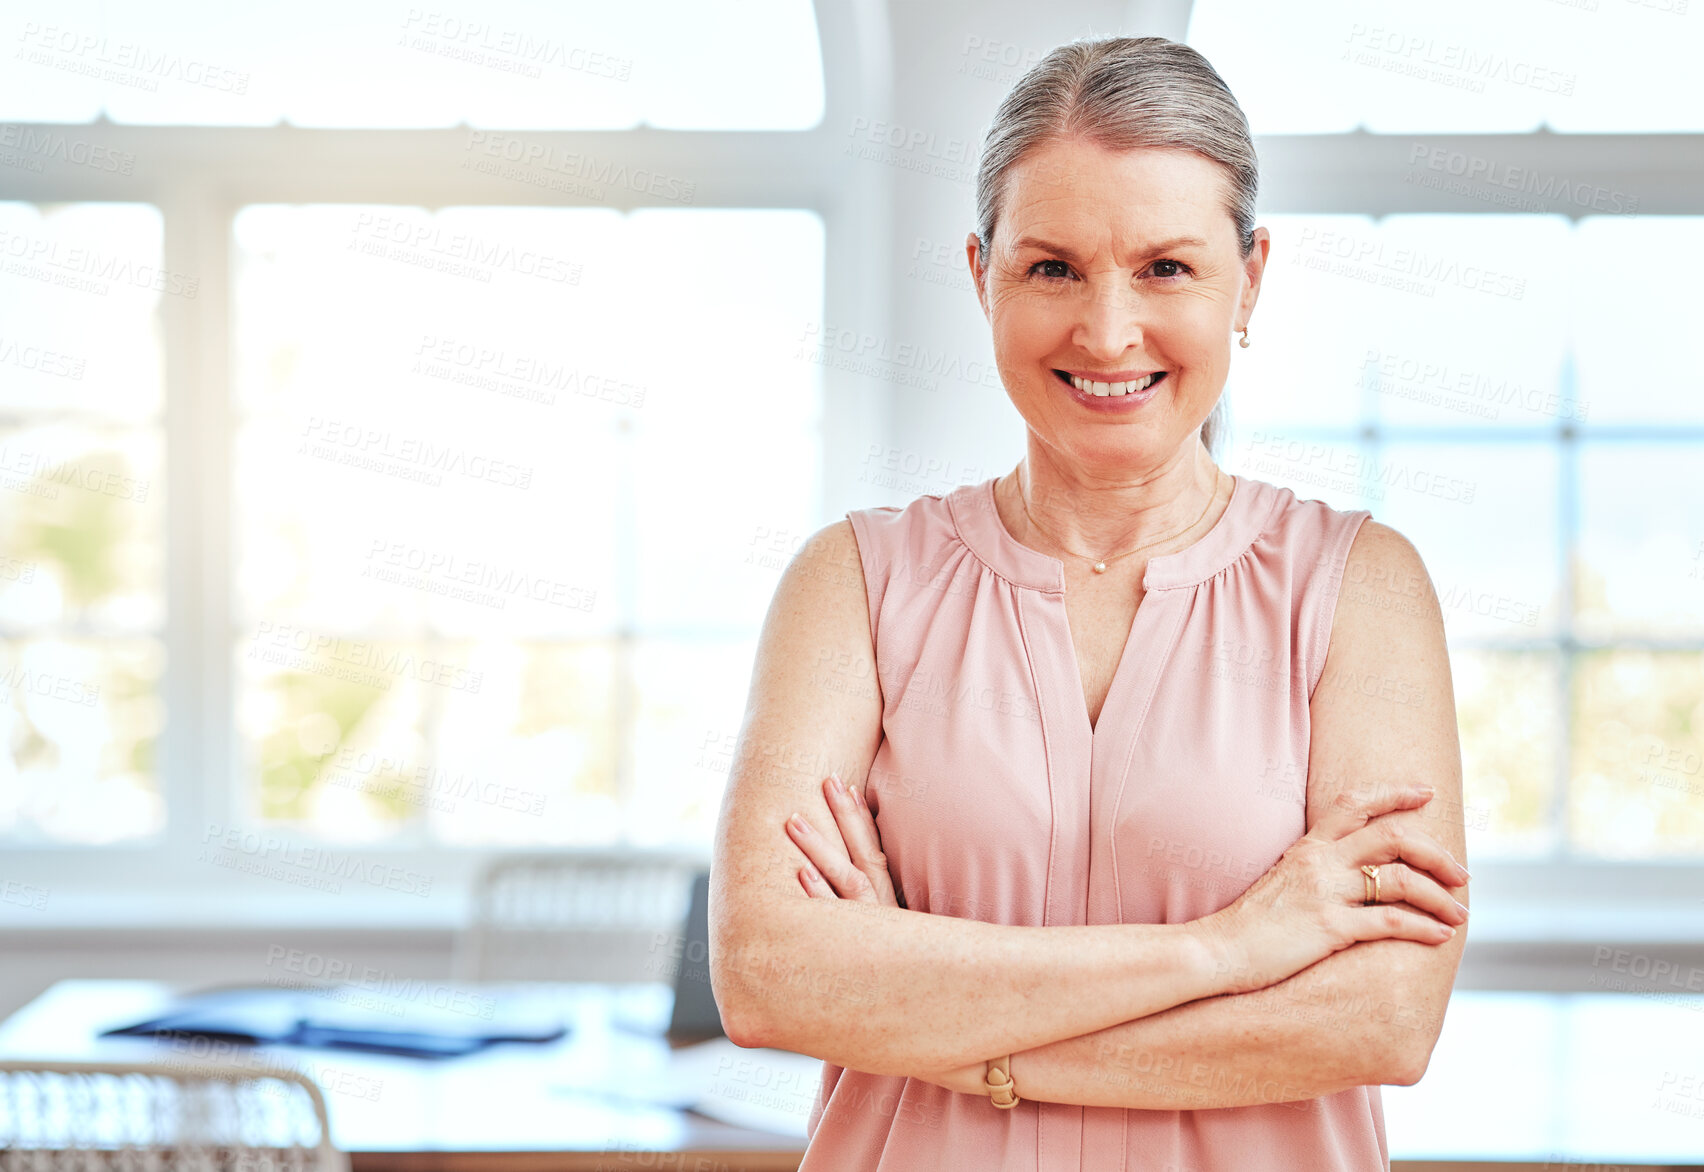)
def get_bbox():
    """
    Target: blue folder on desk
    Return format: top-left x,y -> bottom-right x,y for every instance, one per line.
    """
101,984 -> 569,1058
